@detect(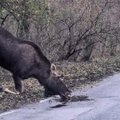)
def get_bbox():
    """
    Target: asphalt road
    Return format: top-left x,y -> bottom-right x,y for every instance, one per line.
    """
1,73 -> 120,120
